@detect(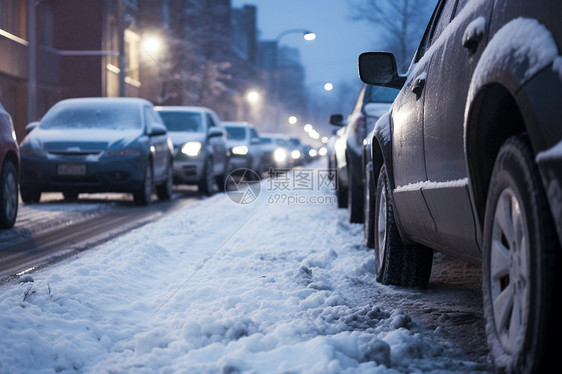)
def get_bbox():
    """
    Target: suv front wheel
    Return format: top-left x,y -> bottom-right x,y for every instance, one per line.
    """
482,135 -> 561,373
374,164 -> 433,288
